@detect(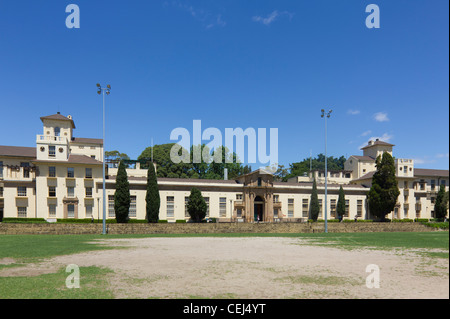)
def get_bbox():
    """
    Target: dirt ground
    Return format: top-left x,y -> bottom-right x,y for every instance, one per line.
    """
1,237 -> 448,299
